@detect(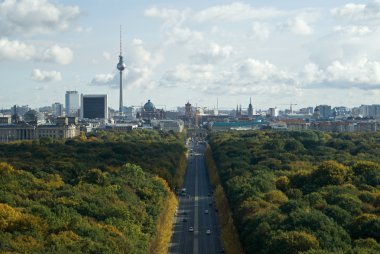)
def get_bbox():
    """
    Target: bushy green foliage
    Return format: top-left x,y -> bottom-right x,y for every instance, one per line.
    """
0,130 -> 186,253
209,130 -> 380,254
